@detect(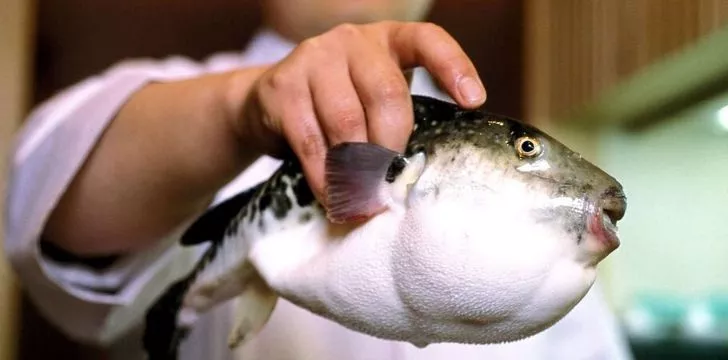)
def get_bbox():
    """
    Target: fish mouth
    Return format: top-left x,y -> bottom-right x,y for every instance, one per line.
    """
586,186 -> 626,254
